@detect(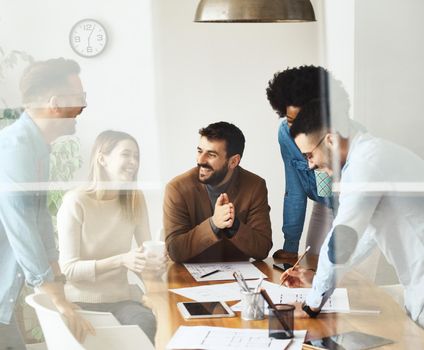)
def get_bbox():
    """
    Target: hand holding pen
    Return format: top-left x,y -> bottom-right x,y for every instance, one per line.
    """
280,246 -> 314,287
280,267 -> 315,288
